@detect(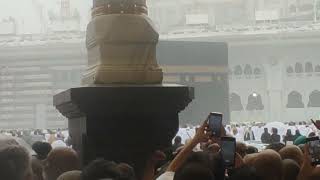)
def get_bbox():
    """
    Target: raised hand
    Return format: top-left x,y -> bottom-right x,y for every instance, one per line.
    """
298,144 -> 316,180
193,118 -> 210,144
166,118 -> 211,173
